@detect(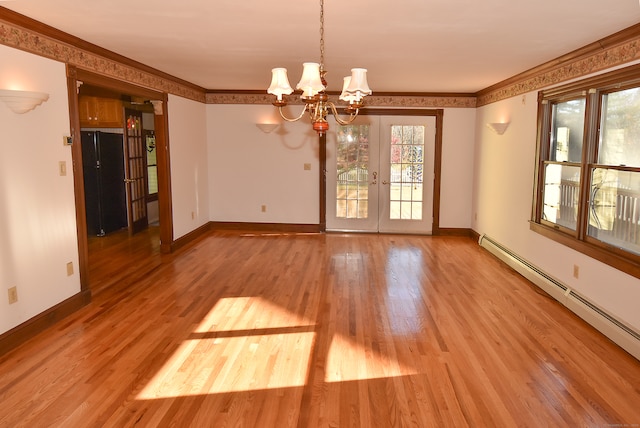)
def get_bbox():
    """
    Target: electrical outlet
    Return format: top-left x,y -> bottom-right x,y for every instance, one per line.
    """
261,205 -> 267,213
304,163 -> 311,171
573,264 -> 579,279
67,262 -> 74,276
191,211 -> 196,220
8,286 -> 18,304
